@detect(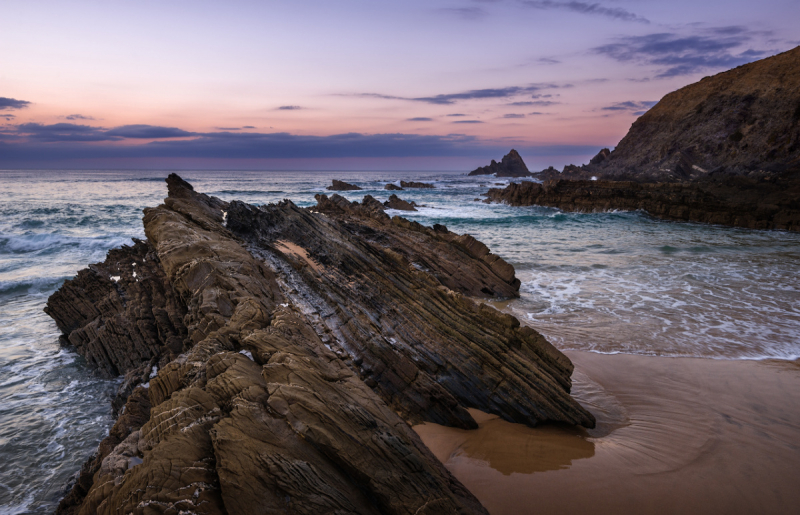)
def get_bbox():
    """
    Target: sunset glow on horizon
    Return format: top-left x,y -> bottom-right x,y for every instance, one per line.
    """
2,0 -> 798,170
